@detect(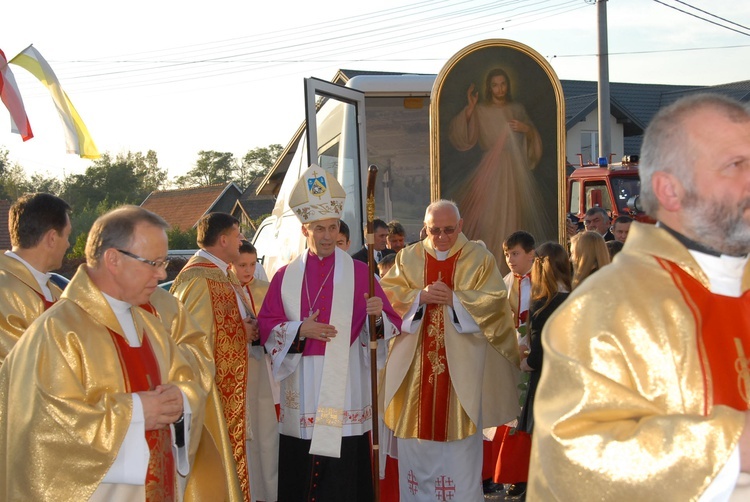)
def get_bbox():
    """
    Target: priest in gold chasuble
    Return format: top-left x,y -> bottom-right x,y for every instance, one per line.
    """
529,94 -> 750,501
0,206 -> 206,501
380,200 -> 520,502
171,212 -> 253,502
0,192 -> 72,364
146,286 -> 242,502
